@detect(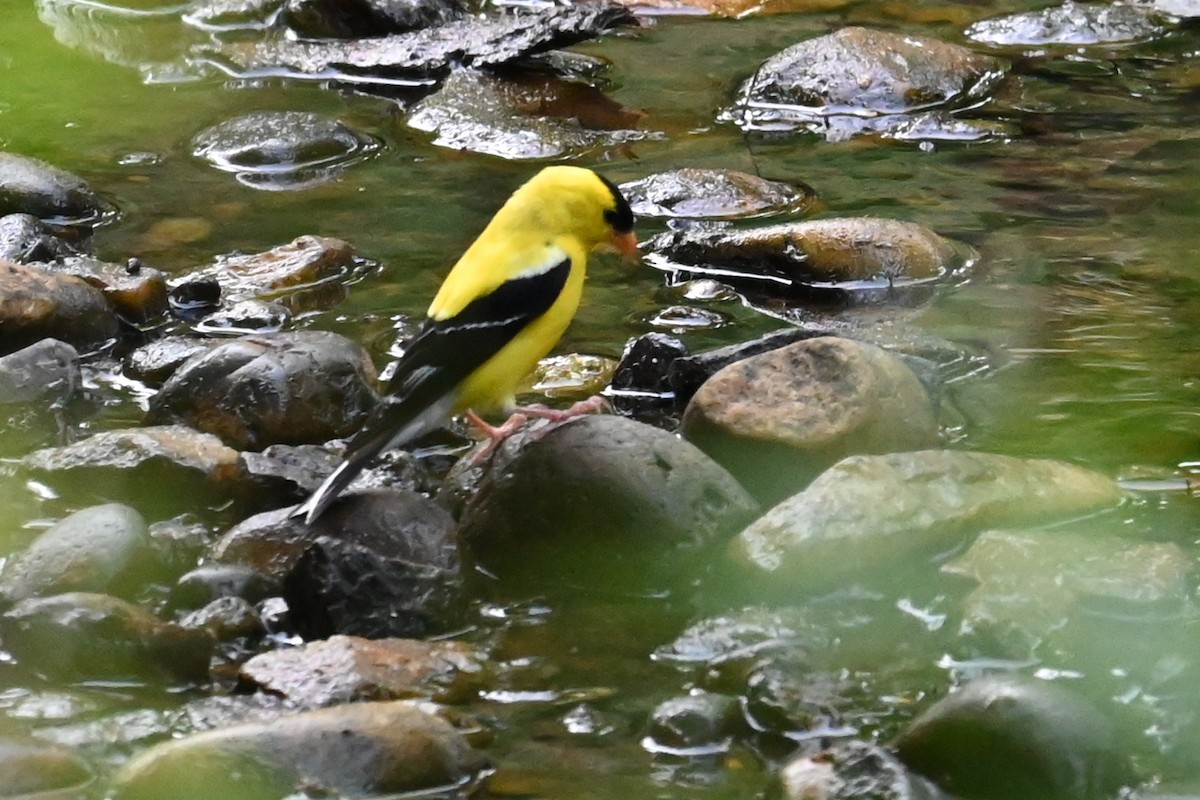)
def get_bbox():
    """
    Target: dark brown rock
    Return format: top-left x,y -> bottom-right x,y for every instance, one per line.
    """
0,152 -> 106,224
893,675 -> 1133,800
145,330 -> 379,450
0,260 -> 118,353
